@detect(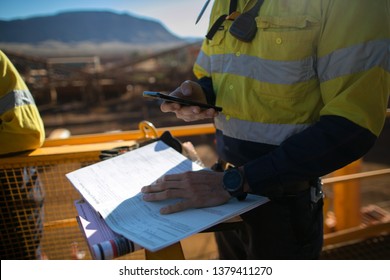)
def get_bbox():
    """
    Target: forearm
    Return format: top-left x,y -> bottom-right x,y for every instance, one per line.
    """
244,115 -> 377,197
